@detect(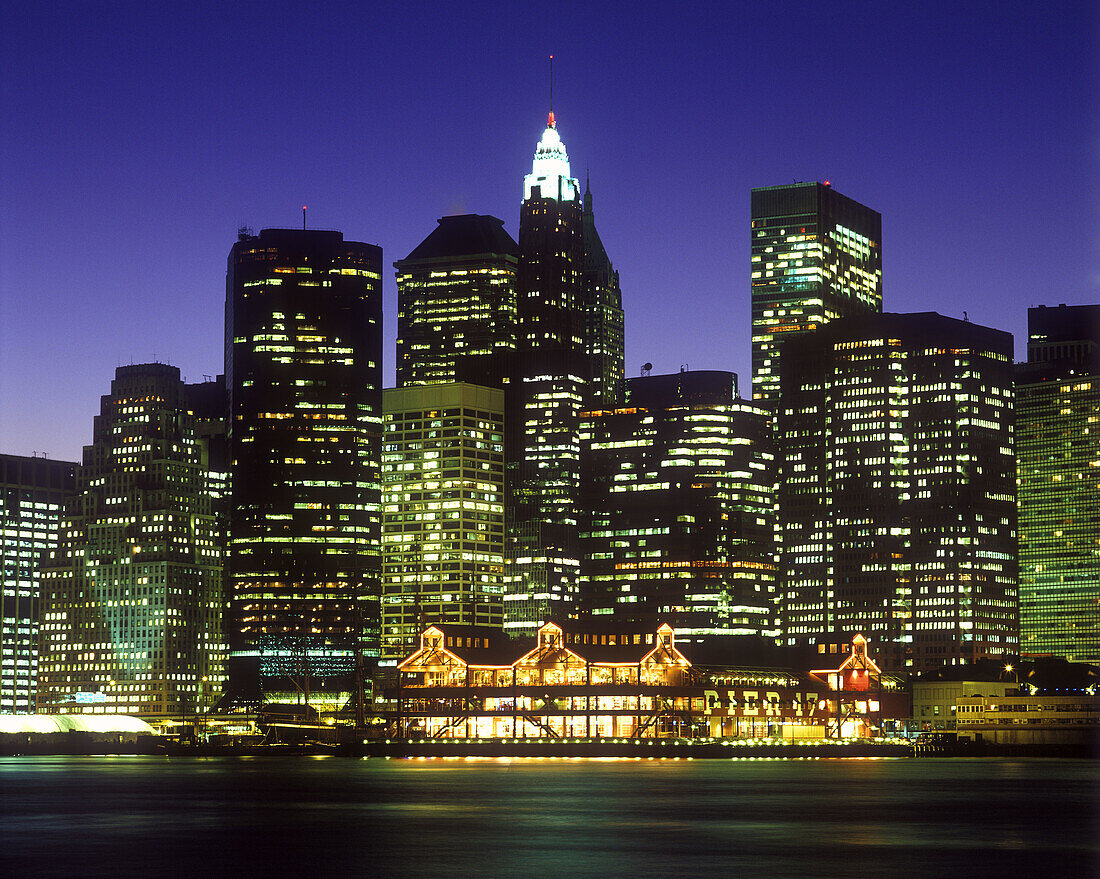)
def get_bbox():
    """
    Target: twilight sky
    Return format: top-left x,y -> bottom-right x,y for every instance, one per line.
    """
1,2 -> 1095,461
